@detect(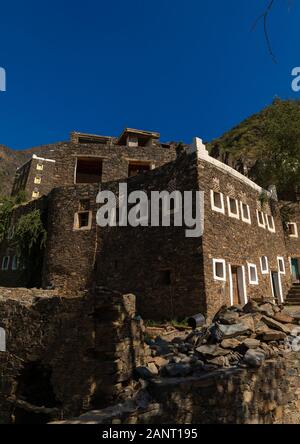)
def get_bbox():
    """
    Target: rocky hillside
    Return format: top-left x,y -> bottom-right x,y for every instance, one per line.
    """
208,99 -> 300,195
